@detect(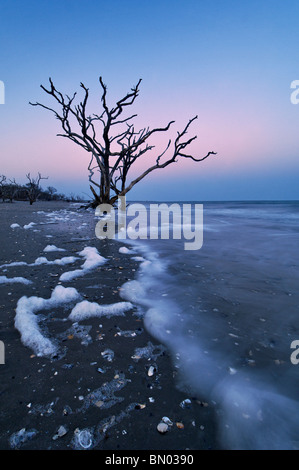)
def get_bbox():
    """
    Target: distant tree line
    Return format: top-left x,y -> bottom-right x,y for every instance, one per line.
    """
0,173 -> 84,204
